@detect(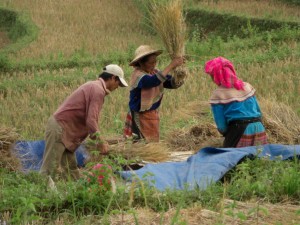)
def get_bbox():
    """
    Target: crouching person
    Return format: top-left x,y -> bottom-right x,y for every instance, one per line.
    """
40,65 -> 128,180
204,57 -> 267,148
